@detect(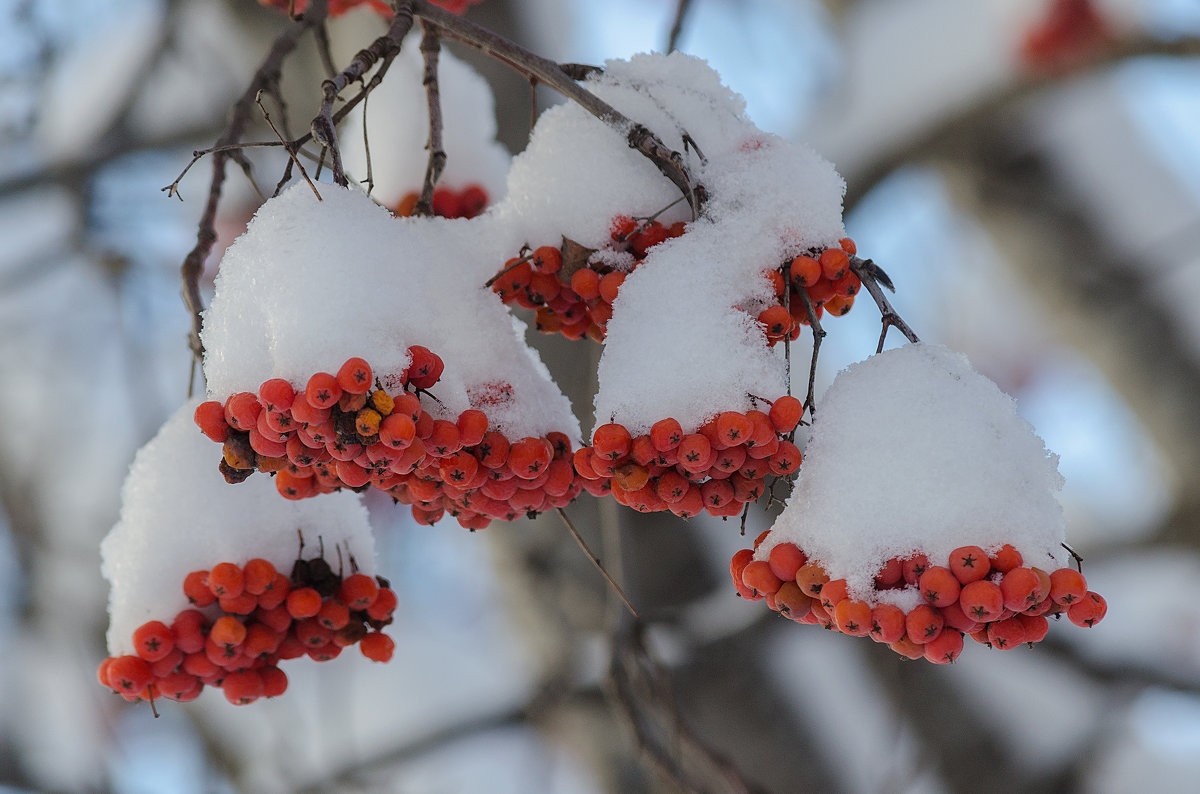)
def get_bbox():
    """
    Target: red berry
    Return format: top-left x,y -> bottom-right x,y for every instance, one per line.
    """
305,372 -> 342,410
360,632 -> 395,662
194,401 -> 230,442
947,545 -> 990,584
337,357 -> 373,394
